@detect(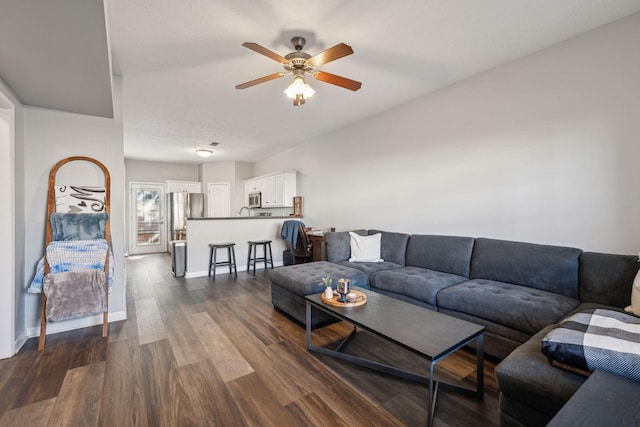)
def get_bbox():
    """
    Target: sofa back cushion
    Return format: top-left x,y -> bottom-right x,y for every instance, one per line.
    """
368,230 -> 410,266
325,230 -> 367,263
579,252 -> 639,307
405,234 -> 475,277
470,238 -> 582,299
